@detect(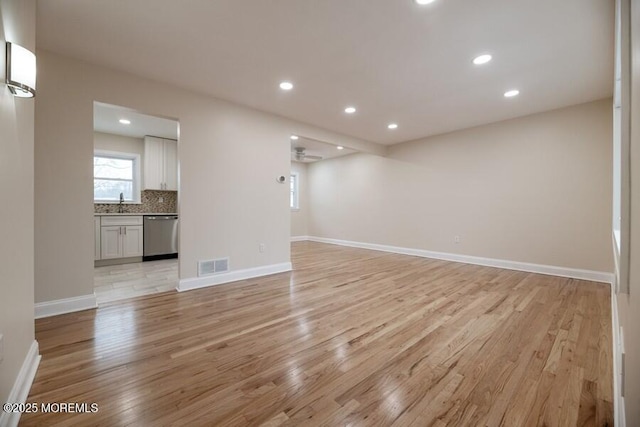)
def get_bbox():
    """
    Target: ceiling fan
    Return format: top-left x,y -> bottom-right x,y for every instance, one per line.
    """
292,146 -> 323,161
